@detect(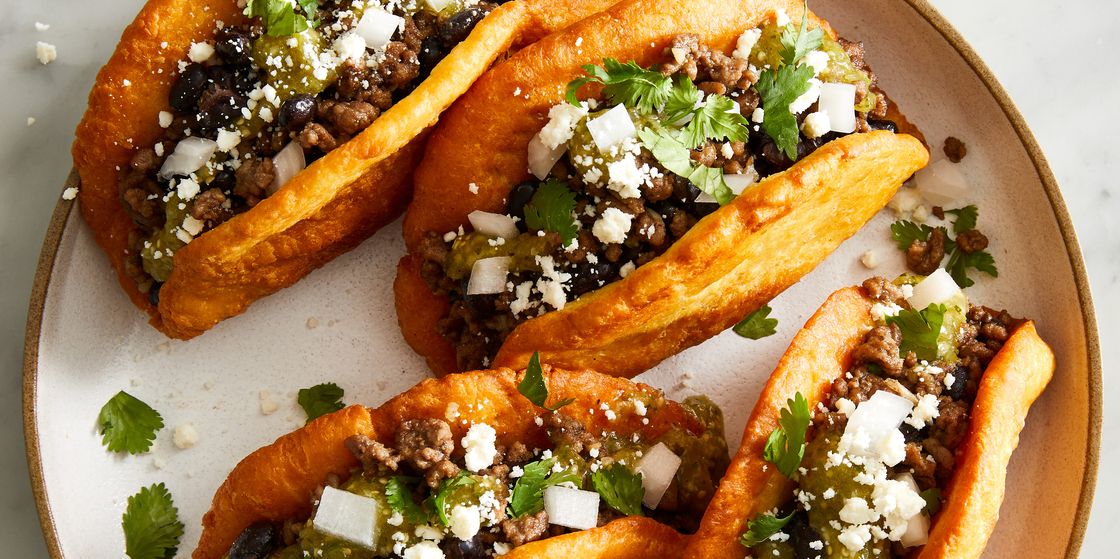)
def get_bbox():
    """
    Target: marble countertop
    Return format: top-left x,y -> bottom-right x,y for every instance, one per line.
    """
1,0 -> 1114,555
